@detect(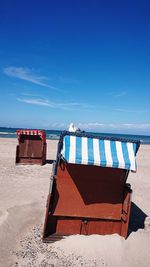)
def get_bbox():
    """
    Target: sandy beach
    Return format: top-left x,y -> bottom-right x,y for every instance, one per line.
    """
0,137 -> 150,267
